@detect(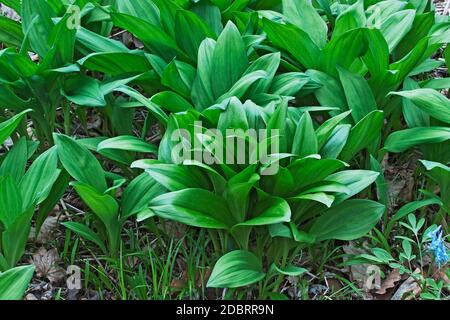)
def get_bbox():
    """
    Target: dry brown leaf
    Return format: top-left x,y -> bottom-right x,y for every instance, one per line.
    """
31,247 -> 65,284
391,269 -> 422,300
36,216 -> 60,244
376,269 -> 402,295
